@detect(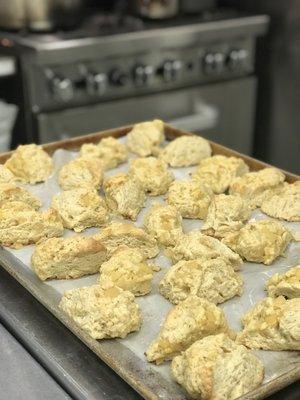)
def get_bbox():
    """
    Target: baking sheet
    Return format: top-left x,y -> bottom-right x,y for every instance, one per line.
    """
2,135 -> 300,399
